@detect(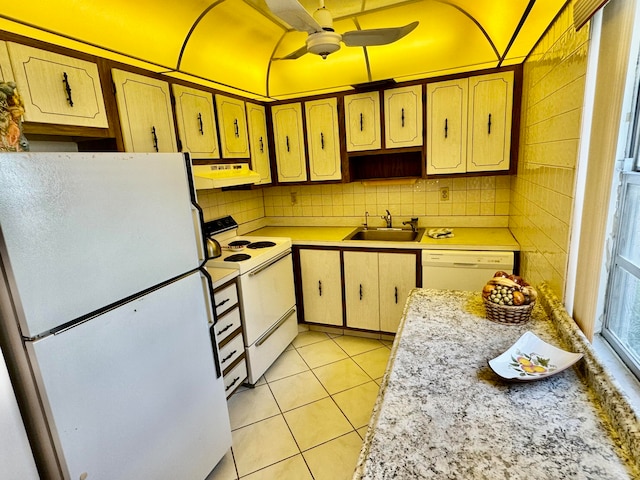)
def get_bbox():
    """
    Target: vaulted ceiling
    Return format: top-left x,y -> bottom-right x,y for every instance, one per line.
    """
0,0 -> 568,100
